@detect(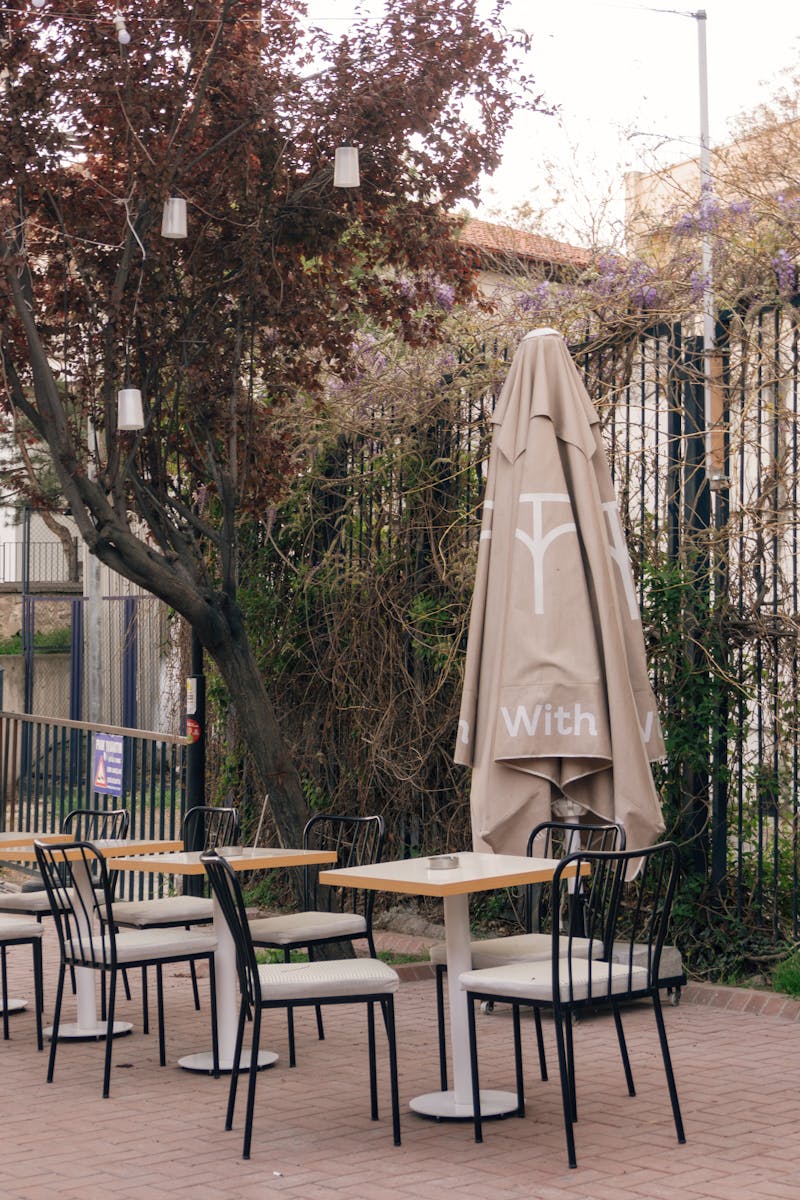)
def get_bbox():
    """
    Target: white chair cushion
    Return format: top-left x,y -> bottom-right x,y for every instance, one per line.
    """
91,928 -> 217,963
459,958 -> 650,1003
112,896 -> 214,927
0,890 -> 54,915
257,957 -> 399,1001
604,941 -> 685,981
249,910 -> 367,946
430,932 -> 599,969
0,916 -> 44,939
